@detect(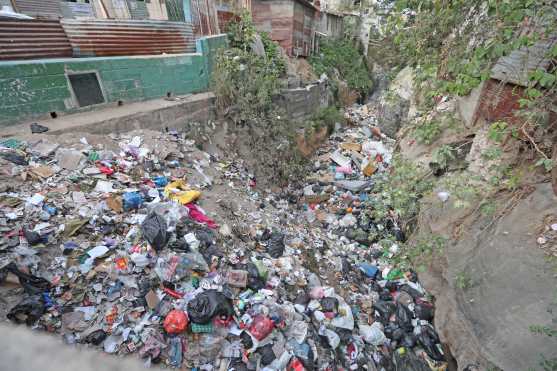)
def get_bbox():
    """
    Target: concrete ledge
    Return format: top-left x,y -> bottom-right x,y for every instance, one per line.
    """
2,92 -> 217,137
